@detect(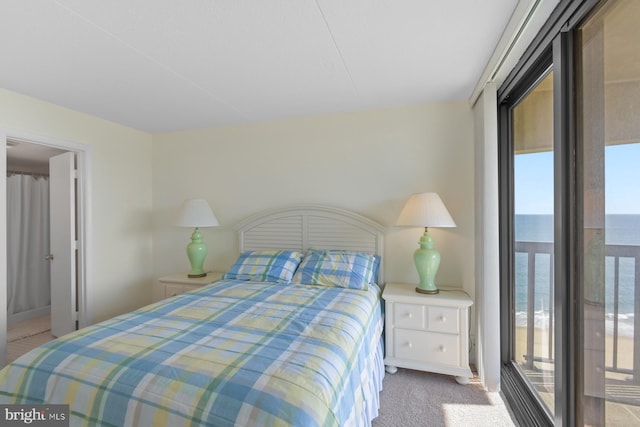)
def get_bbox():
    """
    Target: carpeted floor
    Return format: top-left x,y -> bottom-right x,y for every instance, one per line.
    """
373,368 -> 517,427
7,315 -> 54,364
